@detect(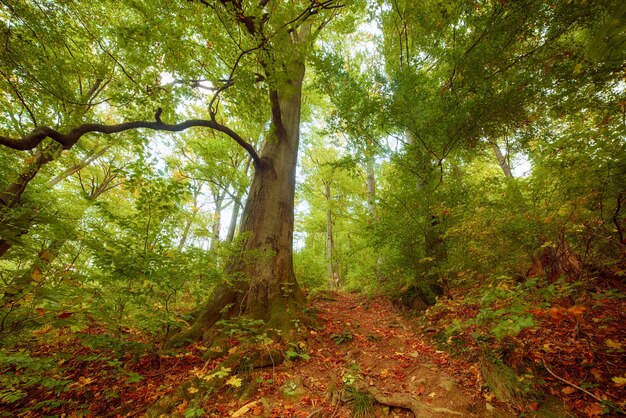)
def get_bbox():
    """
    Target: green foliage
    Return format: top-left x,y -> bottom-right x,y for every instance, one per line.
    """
216,317 -> 265,340
285,341 -> 311,361
480,355 -> 536,405
345,386 -> 375,418
330,331 -> 353,345
0,351 -> 70,405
